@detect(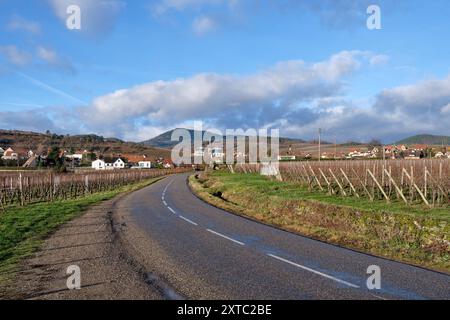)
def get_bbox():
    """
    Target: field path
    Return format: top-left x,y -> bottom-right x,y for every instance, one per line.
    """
7,195 -> 163,300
